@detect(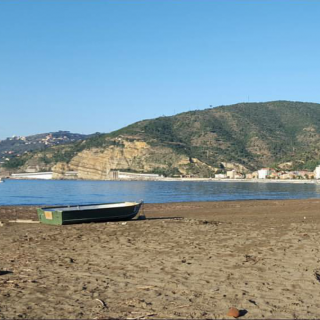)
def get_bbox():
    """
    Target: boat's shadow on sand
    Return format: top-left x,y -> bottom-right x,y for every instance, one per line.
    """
78,217 -> 183,225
